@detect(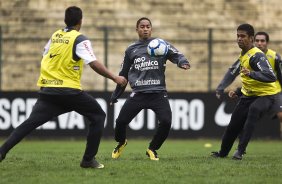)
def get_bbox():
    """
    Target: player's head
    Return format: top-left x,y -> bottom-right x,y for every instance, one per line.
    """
254,32 -> 269,53
64,6 -> 83,29
255,32 -> 269,42
236,23 -> 255,50
237,24 -> 255,37
136,17 -> 152,40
